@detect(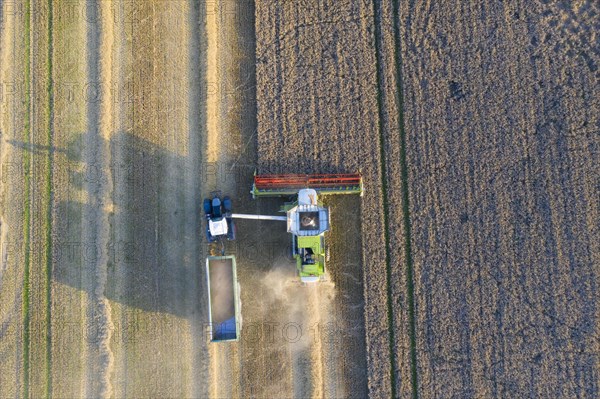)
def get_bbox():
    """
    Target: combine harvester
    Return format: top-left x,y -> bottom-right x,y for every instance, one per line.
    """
232,173 -> 362,283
